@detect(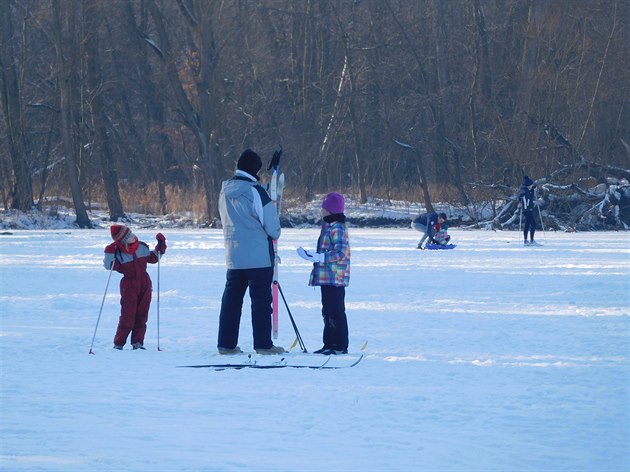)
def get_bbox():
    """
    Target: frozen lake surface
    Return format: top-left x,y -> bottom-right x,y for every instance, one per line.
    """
1,228 -> 628,471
